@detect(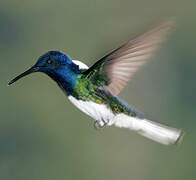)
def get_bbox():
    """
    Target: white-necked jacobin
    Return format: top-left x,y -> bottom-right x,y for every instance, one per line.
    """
8,20 -> 184,145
